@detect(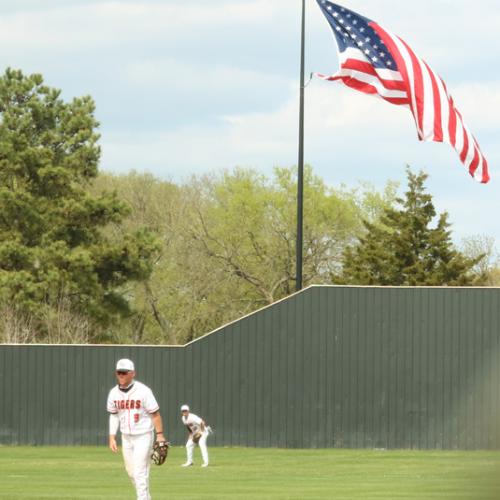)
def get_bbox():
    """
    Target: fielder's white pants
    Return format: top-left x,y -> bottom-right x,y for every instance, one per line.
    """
186,431 -> 209,465
122,431 -> 154,500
